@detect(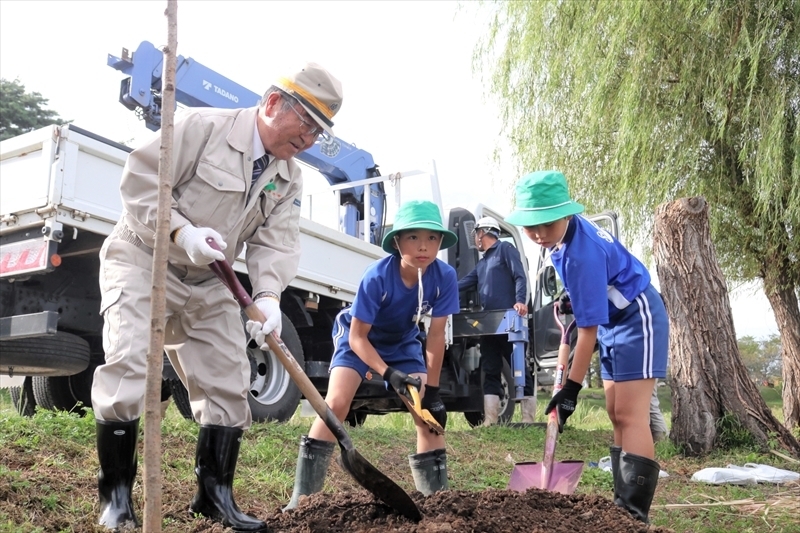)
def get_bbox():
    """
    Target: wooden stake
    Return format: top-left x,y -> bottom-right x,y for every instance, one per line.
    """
143,2 -> 177,531
770,449 -> 800,464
